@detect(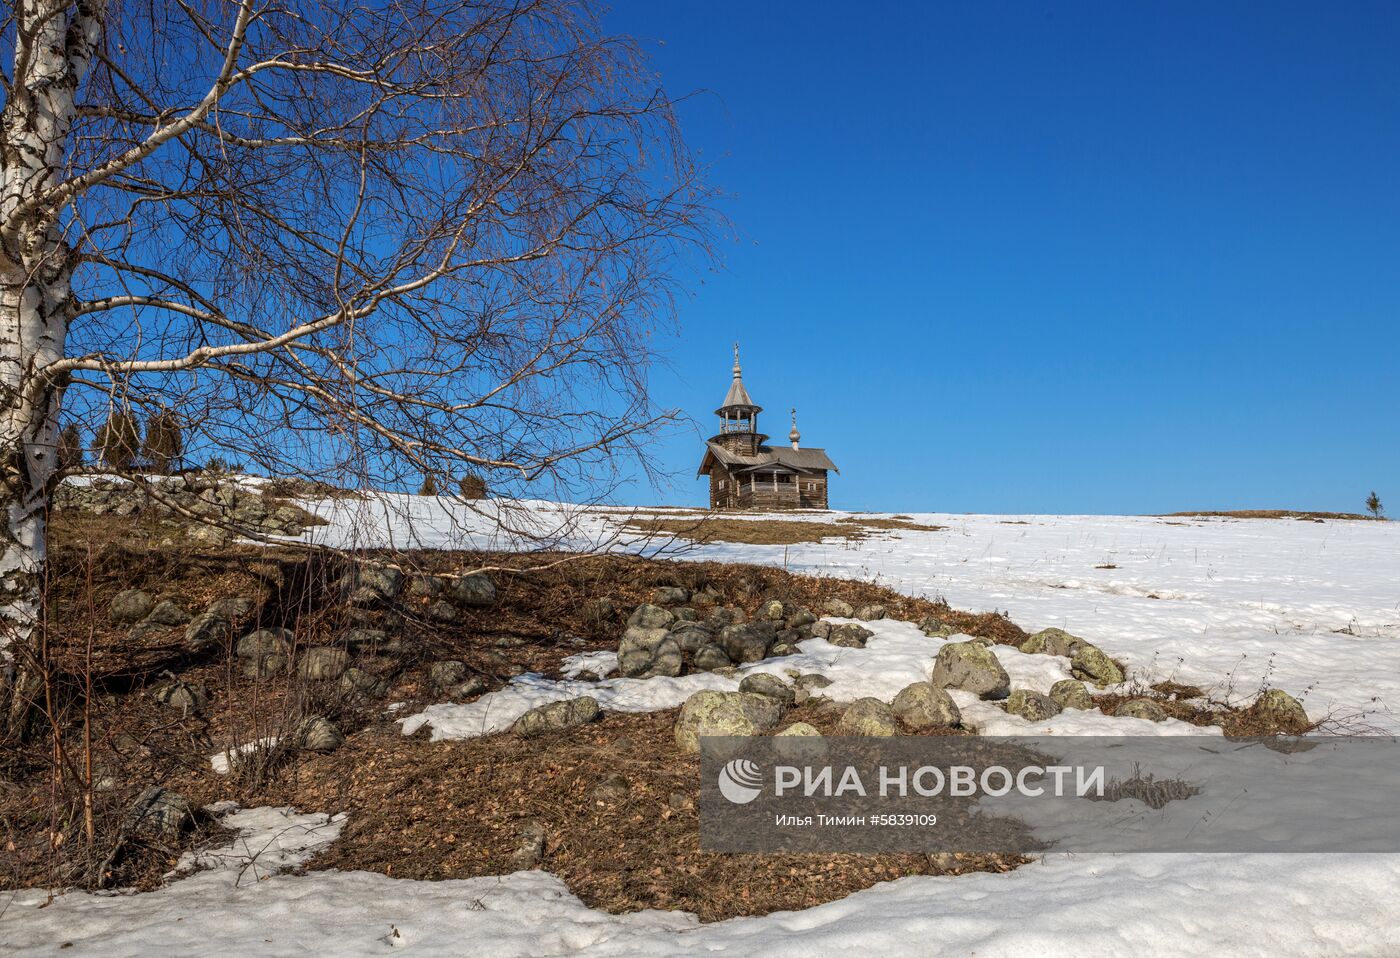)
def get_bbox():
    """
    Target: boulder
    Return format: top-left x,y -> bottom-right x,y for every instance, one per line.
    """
738,672 -> 795,707
341,565 -> 403,602
826,623 -> 874,649
510,821 -> 547,870
651,586 -> 691,606
408,575 -> 446,599
1249,689 -> 1310,733
1020,628 -> 1088,657
674,690 -> 783,753
891,682 -> 961,728
426,599 -> 459,623
184,612 -> 231,653
128,787 -> 193,839
299,647 -> 350,681
706,606 -> 746,628
236,627 -> 293,659
143,600 -> 191,627
1049,679 -> 1094,710
770,642 -> 801,657
758,599 -> 786,621
447,573 -> 497,608
692,643 -> 732,672
793,673 -> 834,704
1115,699 -> 1169,722
837,697 -> 898,736
672,607 -> 700,622
109,589 -> 155,624
617,626 -> 682,678
918,616 -> 957,638
448,676 -> 488,700
1071,645 -> 1124,687
344,627 -> 388,651
930,641 -> 1010,699
242,653 -> 288,678
627,603 -> 675,630
429,660 -> 468,688
854,603 -> 887,621
206,596 -> 254,621
809,621 -> 833,640
668,622 -> 716,655
720,622 -> 776,664
513,696 -> 600,737
786,608 -> 817,628
1005,688 -> 1062,722
339,667 -> 389,701
153,680 -> 209,714
823,598 -> 854,617
186,523 -> 230,546
775,722 -> 823,737
298,716 -> 345,752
